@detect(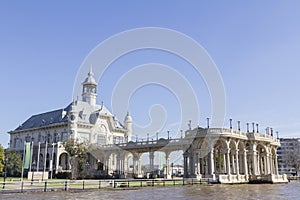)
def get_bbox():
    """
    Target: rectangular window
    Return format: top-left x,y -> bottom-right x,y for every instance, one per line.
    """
97,135 -> 106,145
61,132 -> 68,141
